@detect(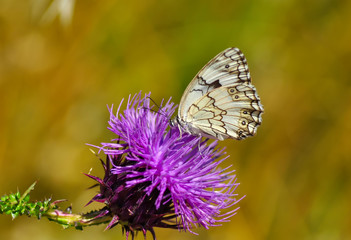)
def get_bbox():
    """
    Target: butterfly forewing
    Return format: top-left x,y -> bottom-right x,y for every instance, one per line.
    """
176,47 -> 263,140
179,48 -> 251,117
